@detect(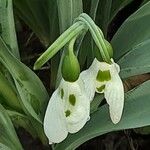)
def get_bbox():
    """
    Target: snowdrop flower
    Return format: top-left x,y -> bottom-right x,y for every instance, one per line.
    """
44,78 -> 90,144
80,58 -> 124,124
